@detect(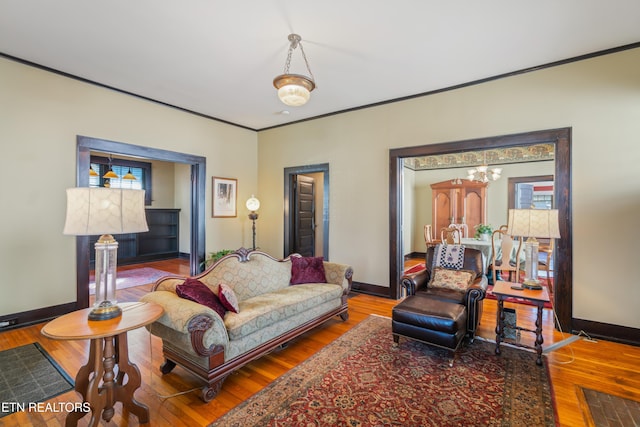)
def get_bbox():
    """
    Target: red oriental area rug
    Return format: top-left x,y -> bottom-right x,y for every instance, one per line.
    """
210,315 -> 556,427
404,262 -> 426,275
89,267 -> 172,294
